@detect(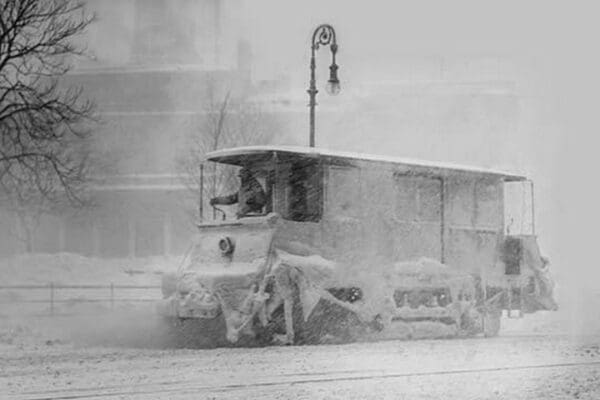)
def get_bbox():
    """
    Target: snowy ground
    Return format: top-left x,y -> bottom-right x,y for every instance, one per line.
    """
1,319 -> 599,400
1,253 -> 600,399
1,300 -> 600,400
